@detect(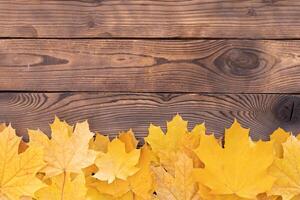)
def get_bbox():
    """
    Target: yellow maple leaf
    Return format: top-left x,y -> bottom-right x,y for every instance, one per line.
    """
119,130 -> 139,152
198,184 -> 278,200
128,145 -> 154,200
84,162 -> 131,199
193,120 -> 275,199
35,172 -> 87,200
28,117 -> 97,177
89,133 -> 110,152
270,128 -> 291,158
87,131 -> 154,199
145,114 -> 205,172
0,123 -> 6,132
95,178 -> 131,198
269,136 -> 300,200
152,152 -> 200,200
94,138 -> 140,183
85,136 -> 131,198
0,125 -> 45,199
119,130 -> 154,199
